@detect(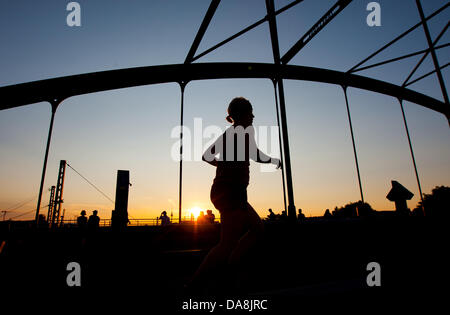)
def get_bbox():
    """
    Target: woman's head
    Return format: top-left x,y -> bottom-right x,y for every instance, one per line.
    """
226,97 -> 254,127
